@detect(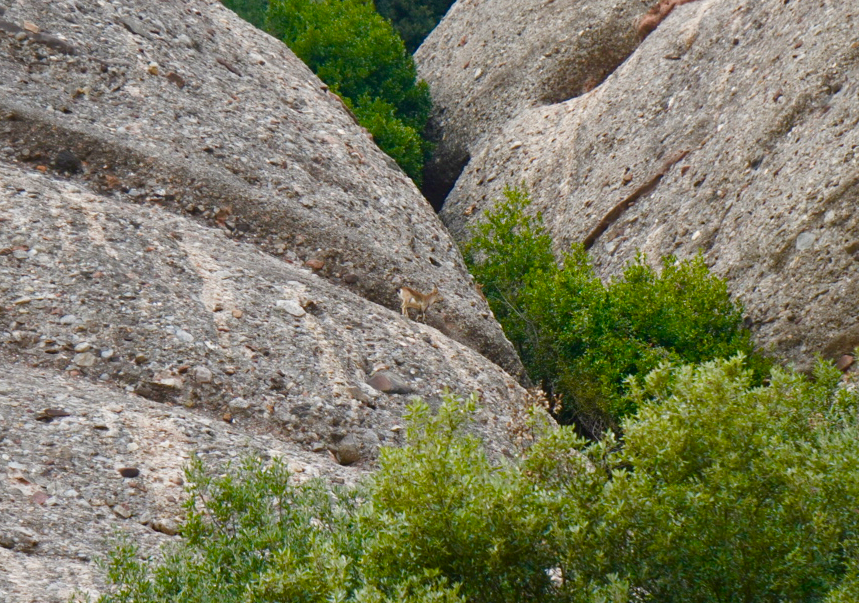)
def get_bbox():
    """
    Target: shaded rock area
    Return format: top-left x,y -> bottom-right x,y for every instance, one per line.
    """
0,159 -> 529,601
0,0 -> 523,378
415,0 -> 652,208
438,0 -> 859,369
